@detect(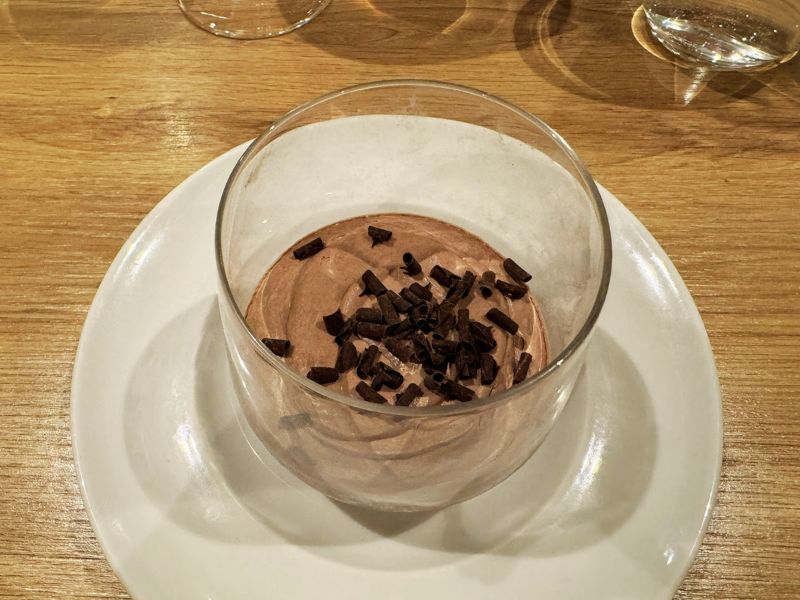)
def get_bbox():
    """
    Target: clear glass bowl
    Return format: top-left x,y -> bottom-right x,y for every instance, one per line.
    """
216,80 -> 612,511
